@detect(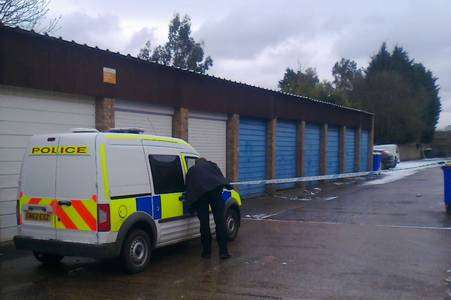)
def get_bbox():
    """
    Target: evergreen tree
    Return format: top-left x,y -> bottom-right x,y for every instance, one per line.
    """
138,13 -> 213,74
332,58 -> 363,93
279,43 -> 441,144
358,44 -> 441,143
279,66 -> 347,105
